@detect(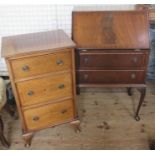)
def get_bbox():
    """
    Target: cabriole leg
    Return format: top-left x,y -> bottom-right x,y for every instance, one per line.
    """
135,87 -> 146,121
70,120 -> 81,133
22,132 -> 34,147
